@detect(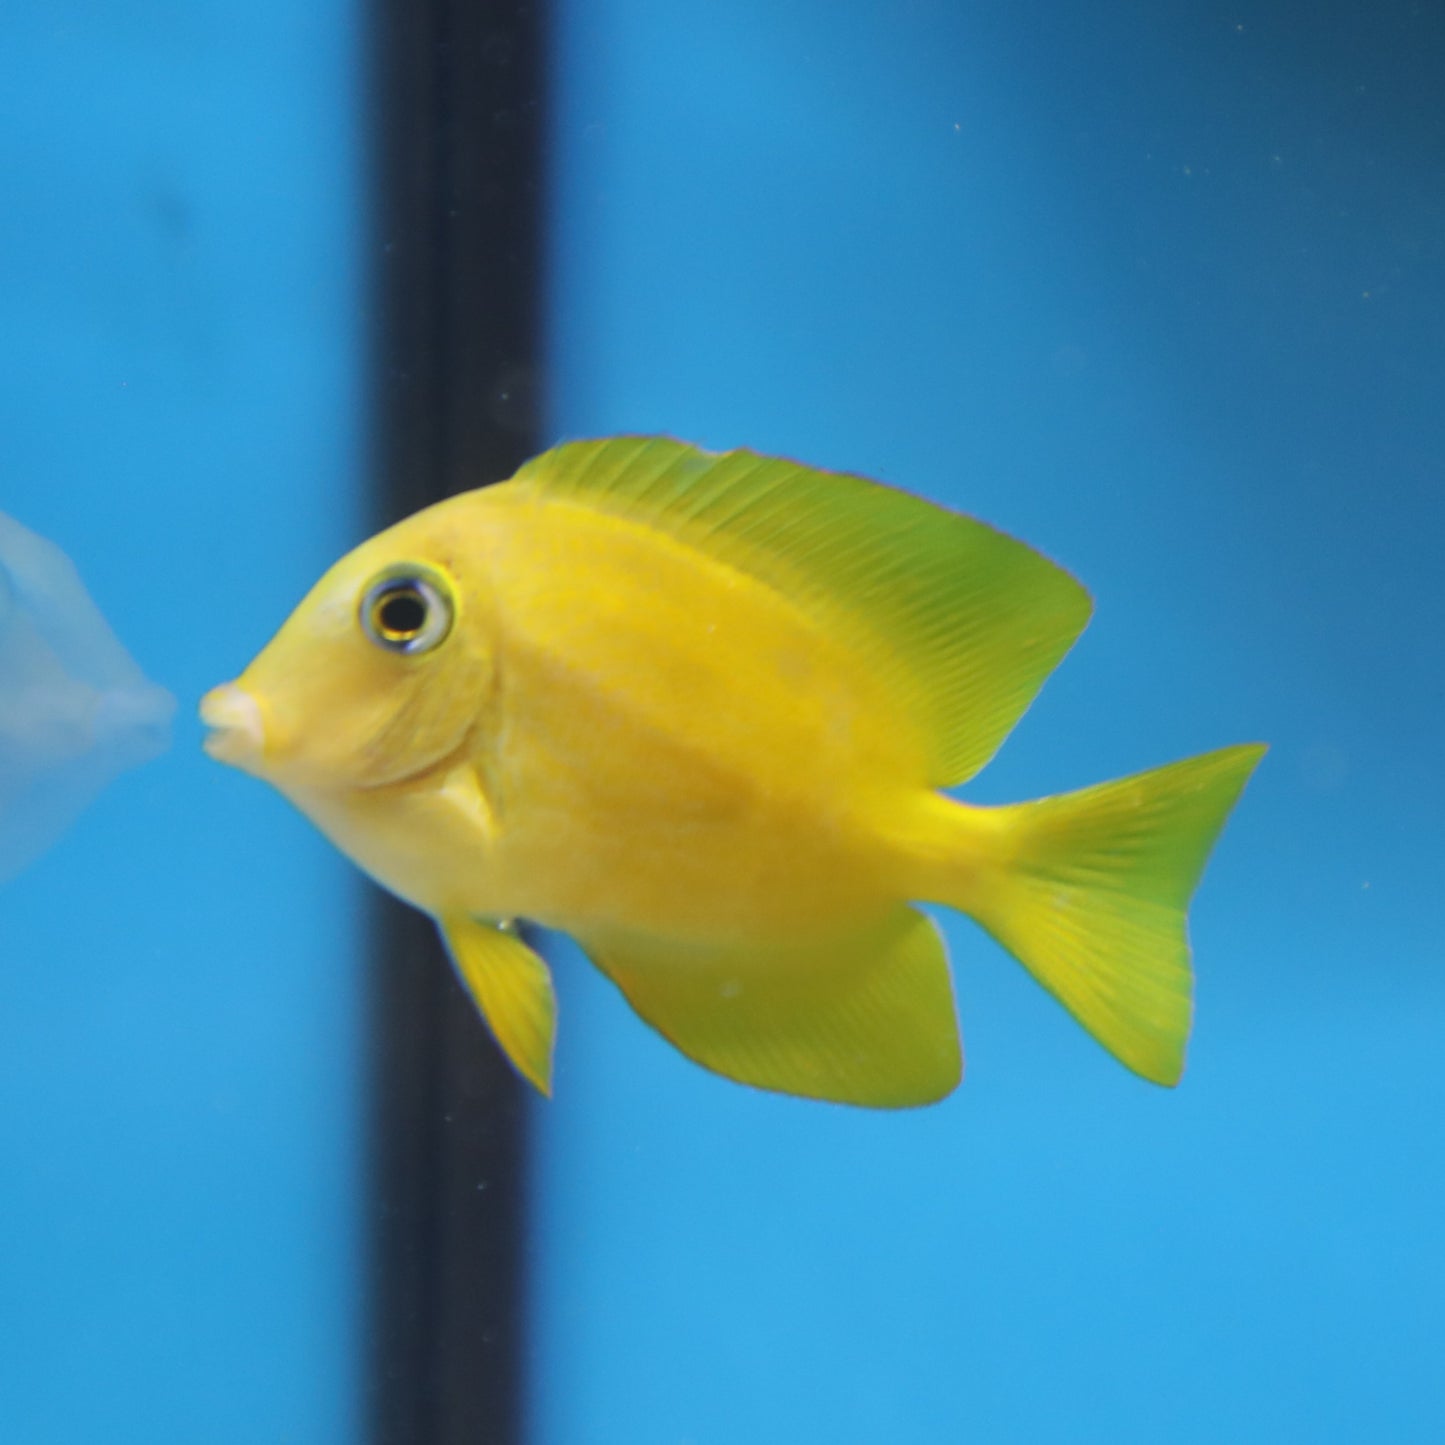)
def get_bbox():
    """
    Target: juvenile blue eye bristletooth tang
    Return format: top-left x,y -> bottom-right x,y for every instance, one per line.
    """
199,436 -> 1264,1106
